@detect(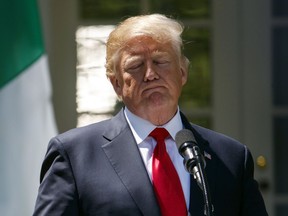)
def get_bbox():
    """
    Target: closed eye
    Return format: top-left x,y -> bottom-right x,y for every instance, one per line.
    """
125,62 -> 144,72
130,62 -> 143,69
153,60 -> 170,66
